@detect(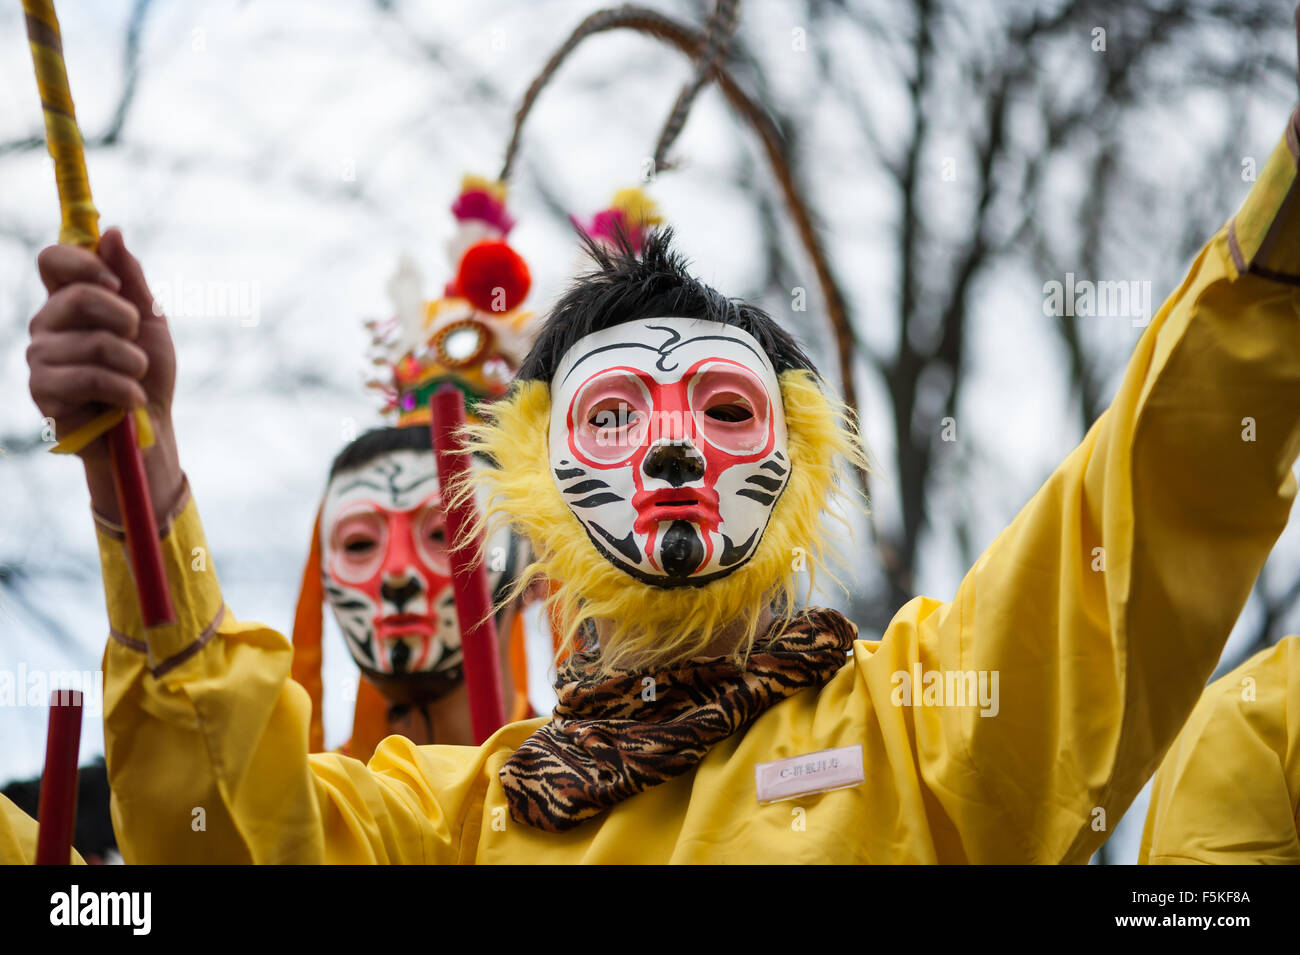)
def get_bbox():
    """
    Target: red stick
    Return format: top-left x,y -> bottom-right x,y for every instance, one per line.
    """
431,386 -> 506,743
35,689 -> 83,865
107,413 -> 175,627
